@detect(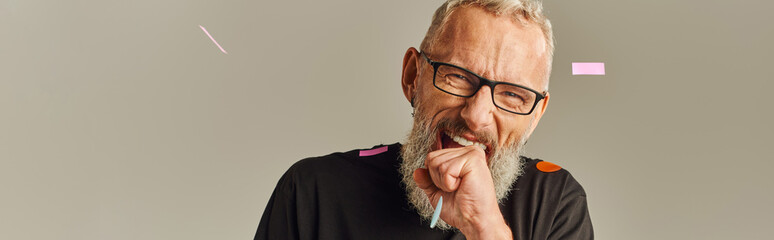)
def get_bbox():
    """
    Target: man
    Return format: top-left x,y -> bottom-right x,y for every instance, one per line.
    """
255,0 -> 593,239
